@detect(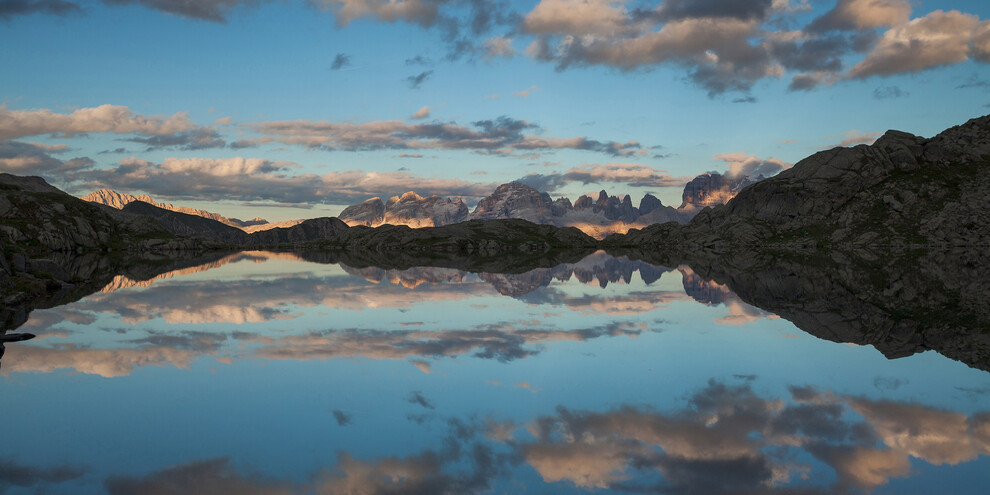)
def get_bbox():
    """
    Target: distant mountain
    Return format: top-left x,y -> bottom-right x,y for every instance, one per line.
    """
81,189 -> 305,232
340,192 -> 470,228
679,173 -> 760,210
339,181 -> 707,238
